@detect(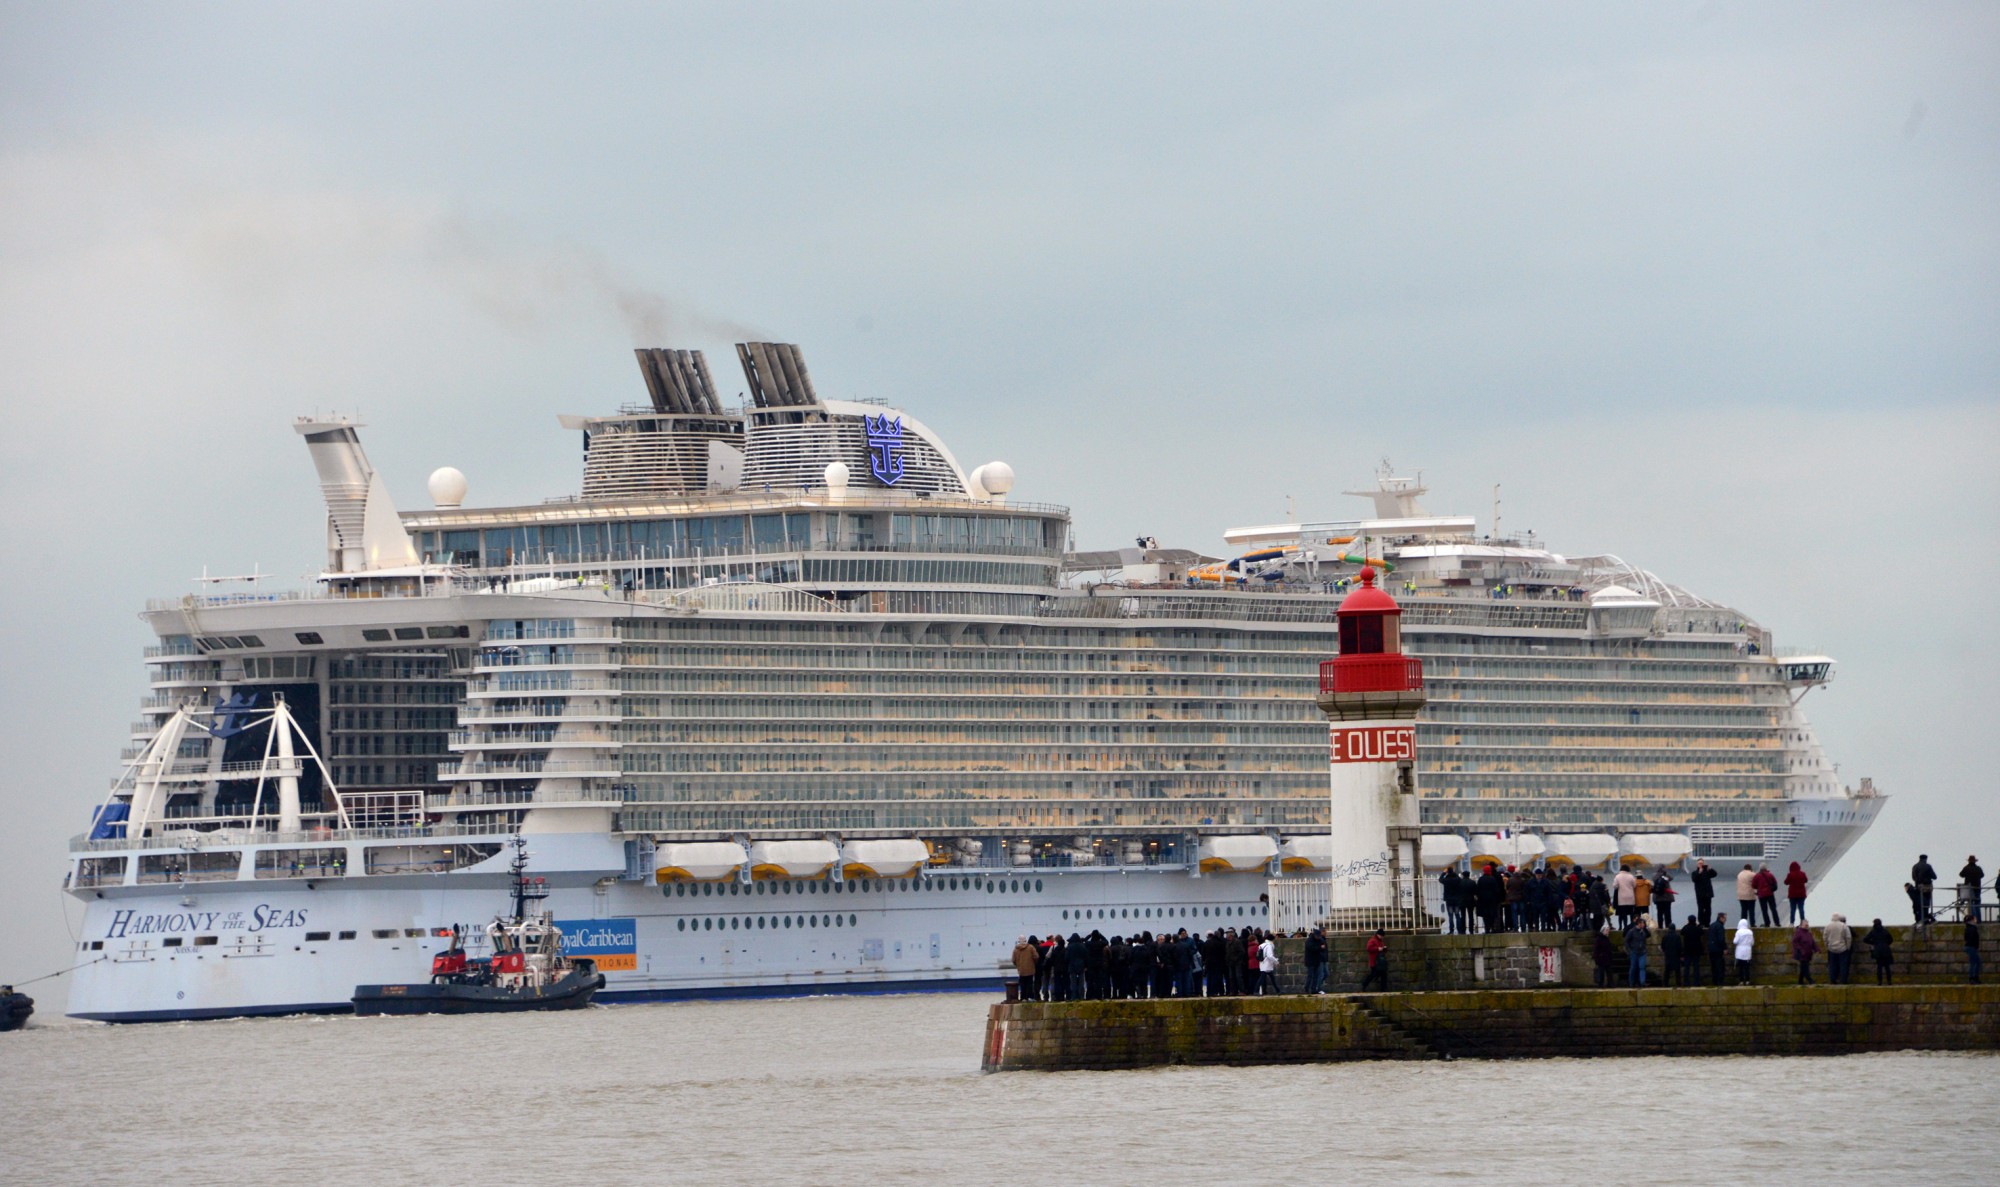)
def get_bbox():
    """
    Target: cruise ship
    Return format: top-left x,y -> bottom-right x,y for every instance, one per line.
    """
64,343 -> 1884,1020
